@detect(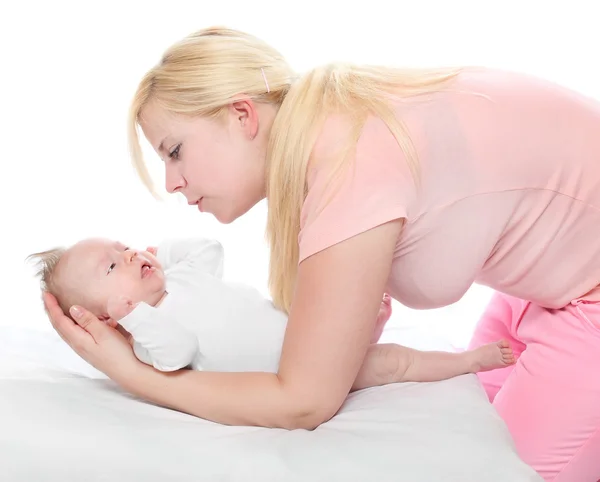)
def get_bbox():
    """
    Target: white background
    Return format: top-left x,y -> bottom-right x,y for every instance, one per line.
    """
1,0 -> 598,349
